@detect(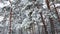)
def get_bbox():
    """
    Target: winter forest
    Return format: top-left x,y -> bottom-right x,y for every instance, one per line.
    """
0,0 -> 60,34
